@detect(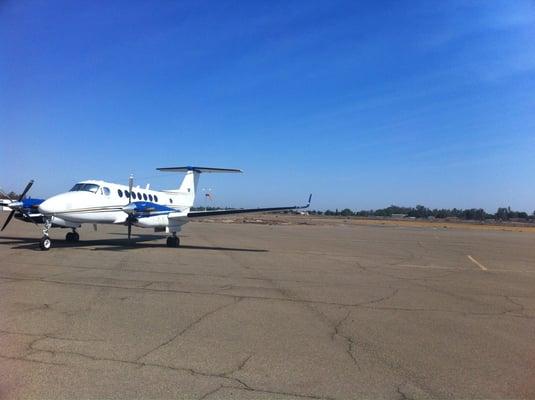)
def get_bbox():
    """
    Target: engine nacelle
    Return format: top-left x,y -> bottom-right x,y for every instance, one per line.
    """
51,216 -> 80,228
